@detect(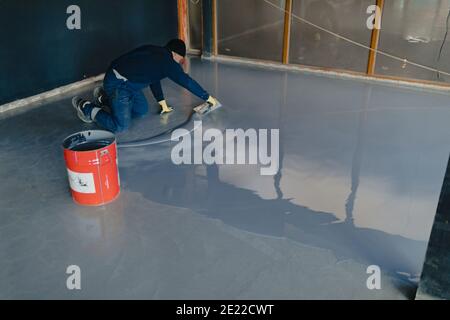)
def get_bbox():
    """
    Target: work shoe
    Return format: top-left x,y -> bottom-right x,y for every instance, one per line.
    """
93,86 -> 107,105
72,96 -> 93,123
